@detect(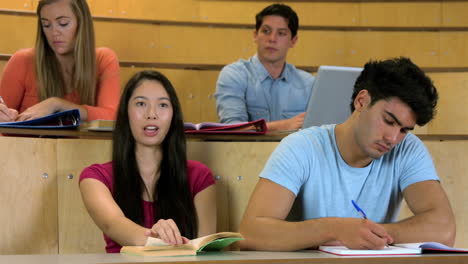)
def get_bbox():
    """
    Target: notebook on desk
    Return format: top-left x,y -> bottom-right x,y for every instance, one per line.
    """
302,66 -> 363,129
0,109 -> 80,129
